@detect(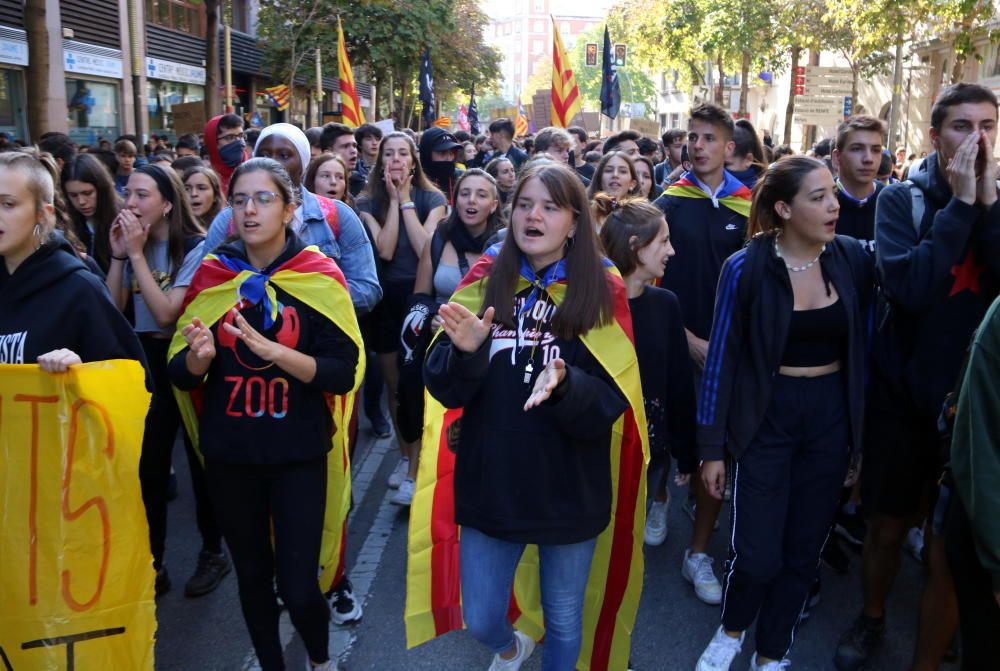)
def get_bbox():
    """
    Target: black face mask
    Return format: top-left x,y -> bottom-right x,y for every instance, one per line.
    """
425,159 -> 454,185
219,140 -> 246,168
